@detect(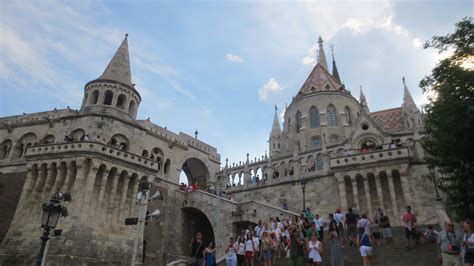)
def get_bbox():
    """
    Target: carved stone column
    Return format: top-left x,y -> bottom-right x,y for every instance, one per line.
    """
387,172 -> 400,225
118,173 -> 130,223
362,174 -> 373,217
41,163 -> 58,203
106,170 -> 120,223
374,173 -> 385,214
350,175 -> 360,210
336,175 -> 347,211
